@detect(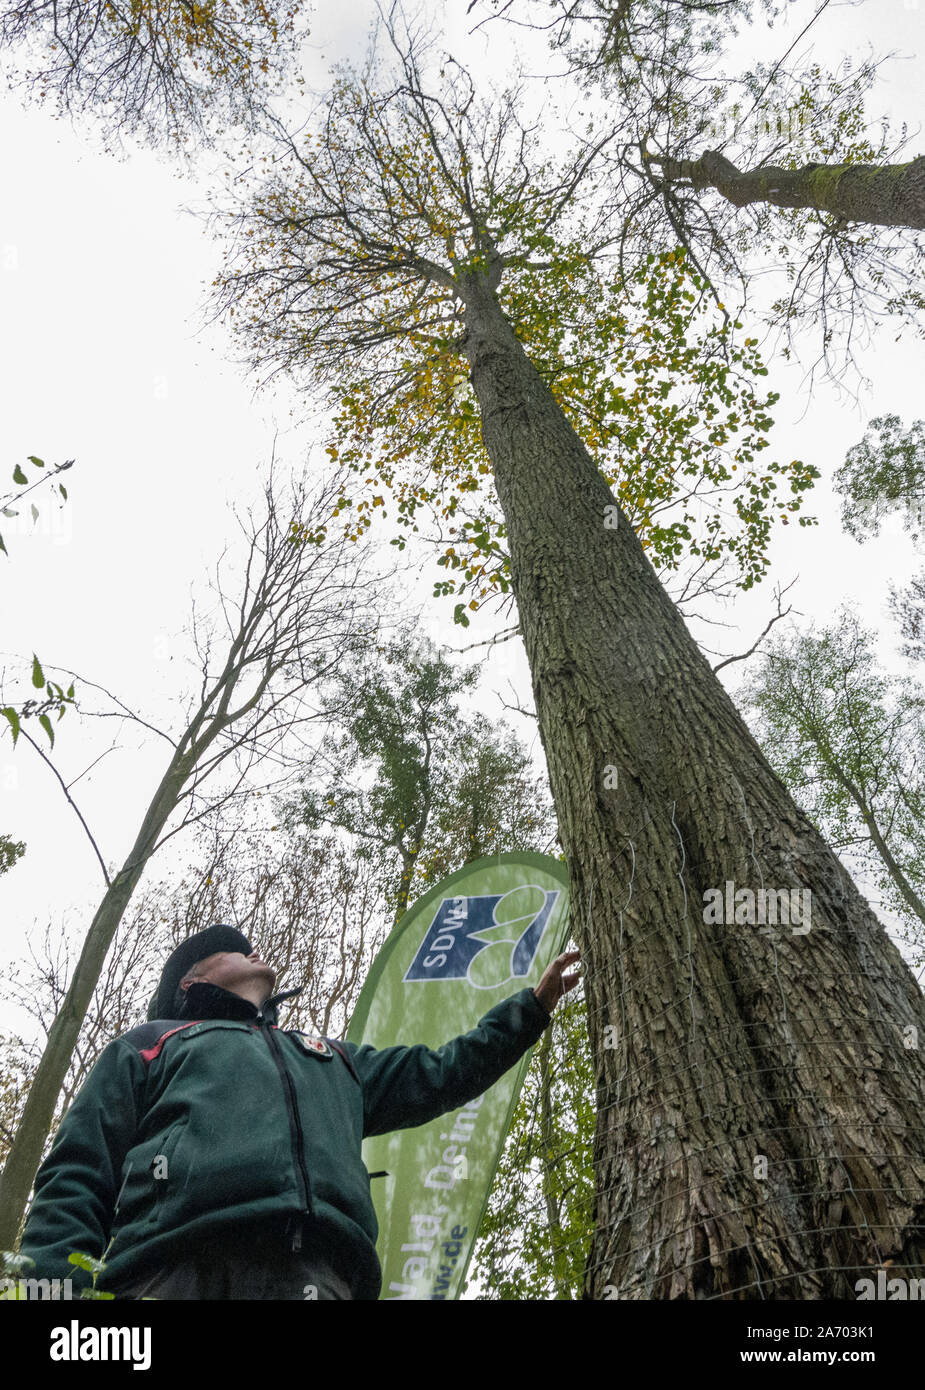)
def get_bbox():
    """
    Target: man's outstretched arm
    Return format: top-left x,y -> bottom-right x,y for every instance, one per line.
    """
16,1038 -> 145,1291
348,950 -> 581,1137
